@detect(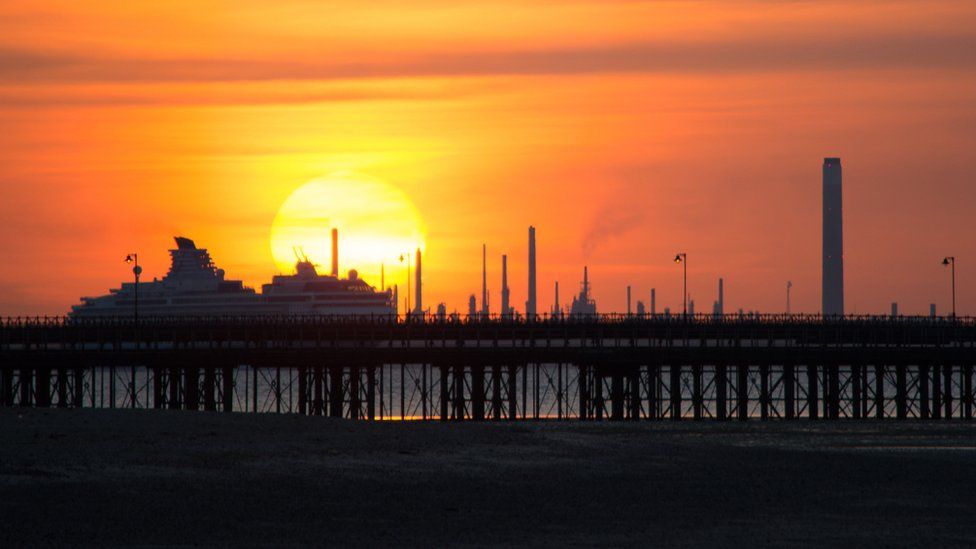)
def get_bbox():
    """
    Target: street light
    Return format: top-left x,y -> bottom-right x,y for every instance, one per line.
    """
942,256 -> 956,318
125,253 -> 141,322
399,253 -> 410,316
674,253 -> 687,317
786,280 -> 793,315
